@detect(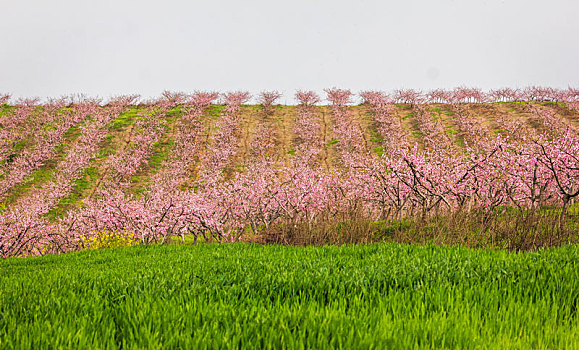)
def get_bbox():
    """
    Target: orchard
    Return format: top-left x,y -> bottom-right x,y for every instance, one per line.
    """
0,87 -> 578,257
